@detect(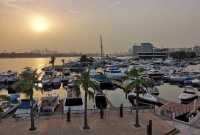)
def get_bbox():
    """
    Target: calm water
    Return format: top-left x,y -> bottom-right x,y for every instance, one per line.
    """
0,58 -> 187,108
